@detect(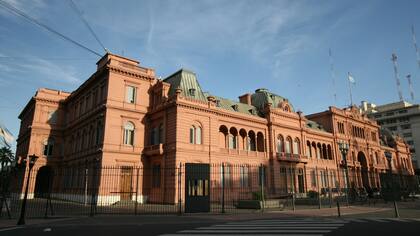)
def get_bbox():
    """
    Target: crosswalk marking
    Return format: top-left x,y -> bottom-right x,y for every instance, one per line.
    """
179,229 -> 332,233
159,218 -> 346,236
159,217 -> 420,236
161,234 -> 324,236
